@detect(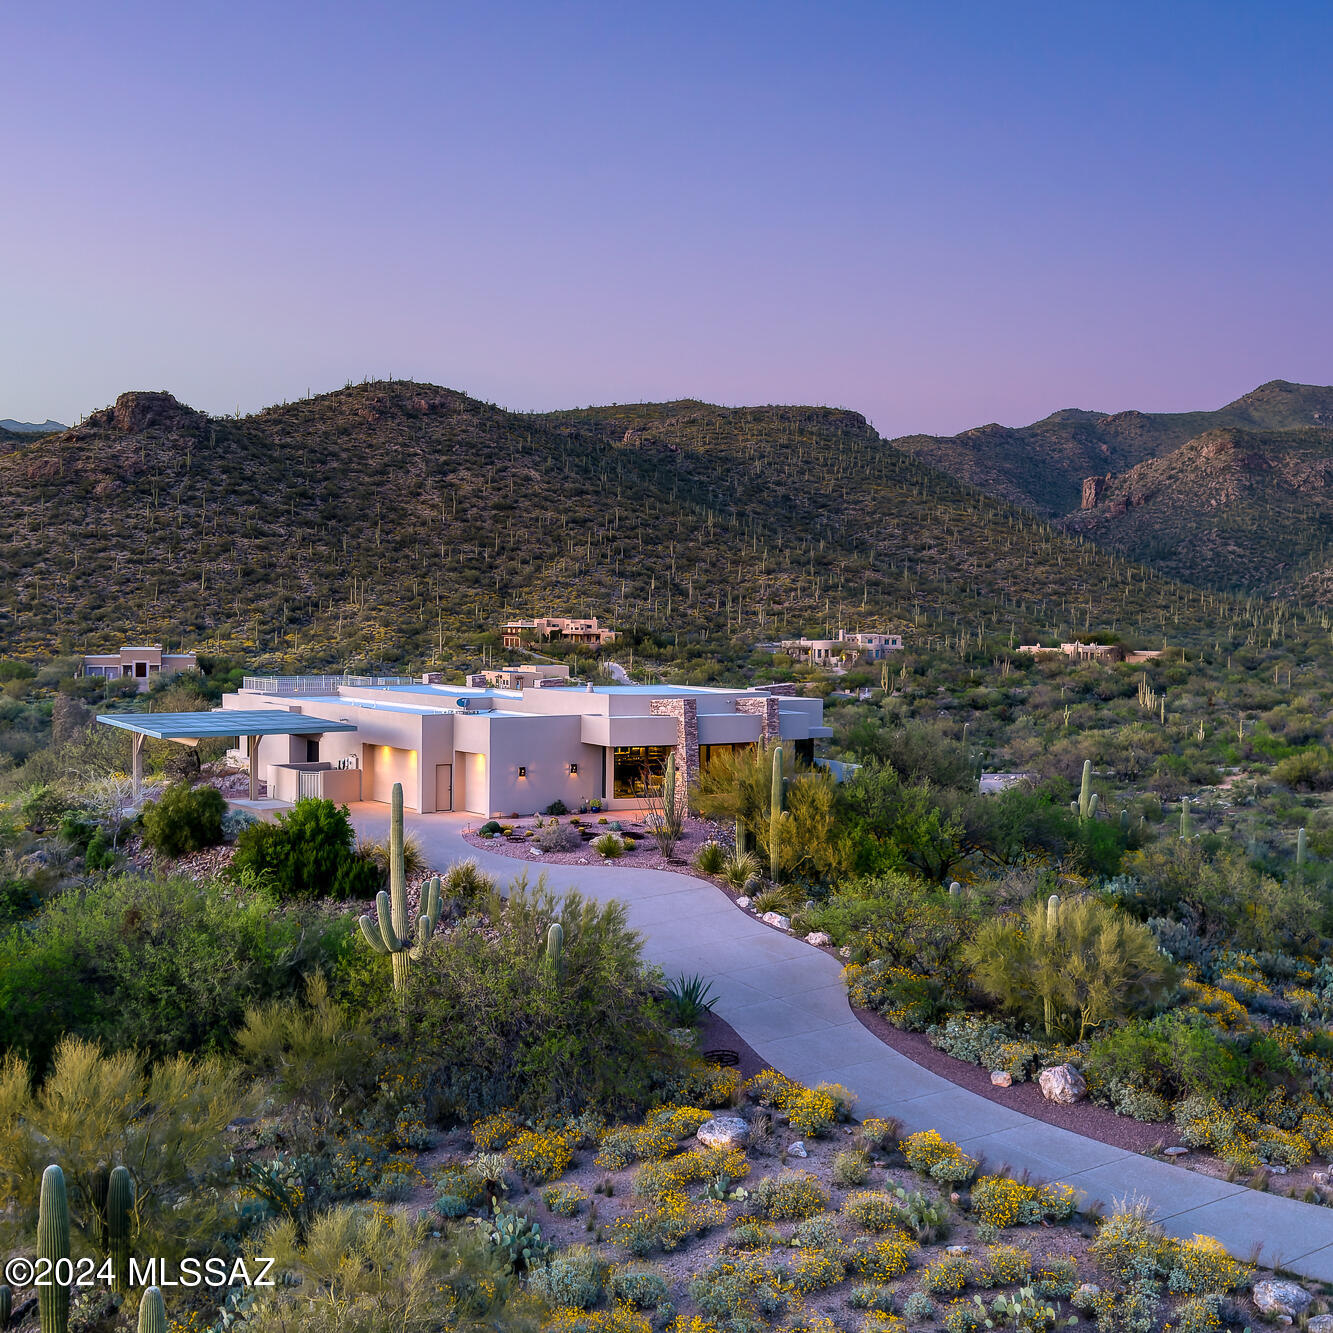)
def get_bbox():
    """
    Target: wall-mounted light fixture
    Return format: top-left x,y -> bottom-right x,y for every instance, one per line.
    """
518,766 -> 527,778
569,762 -> 578,775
